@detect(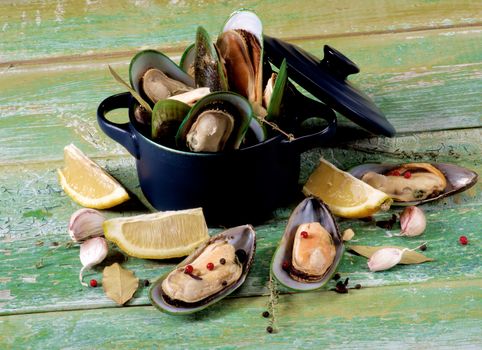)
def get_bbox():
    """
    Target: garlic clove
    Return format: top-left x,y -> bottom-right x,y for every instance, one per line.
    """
79,237 -> 109,286
400,206 -> 426,237
69,208 -> 106,242
80,237 -> 109,268
367,247 -> 407,272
